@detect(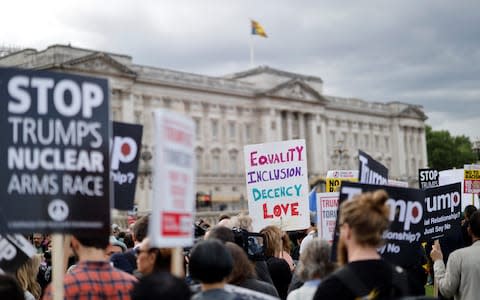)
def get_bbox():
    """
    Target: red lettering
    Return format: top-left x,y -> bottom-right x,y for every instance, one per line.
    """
263,203 -> 273,219
291,202 -> 299,216
273,205 -> 282,217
